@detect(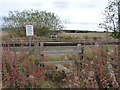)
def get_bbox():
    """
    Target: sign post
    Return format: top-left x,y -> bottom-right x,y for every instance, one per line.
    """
26,25 -> 34,52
